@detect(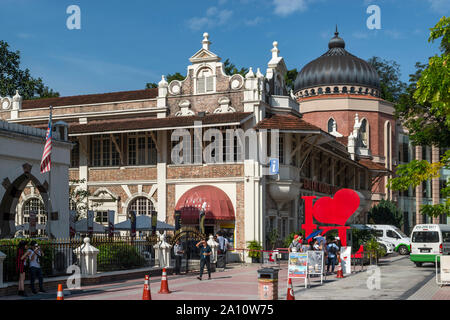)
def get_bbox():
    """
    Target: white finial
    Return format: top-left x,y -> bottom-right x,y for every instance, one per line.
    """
272,41 -> 279,59
13,90 -> 22,101
355,113 -> 359,123
245,67 -> 255,78
158,75 -> 168,87
202,32 -> 211,50
256,68 -> 264,78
